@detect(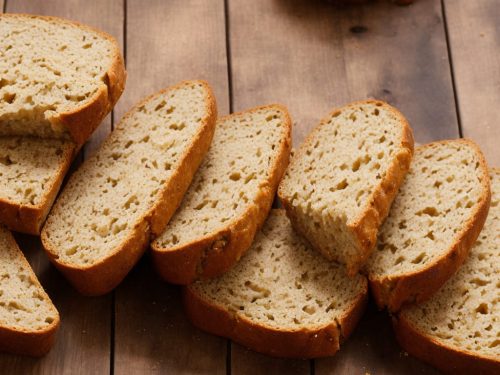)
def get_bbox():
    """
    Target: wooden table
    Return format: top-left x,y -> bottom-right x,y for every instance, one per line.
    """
1,0 -> 498,373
